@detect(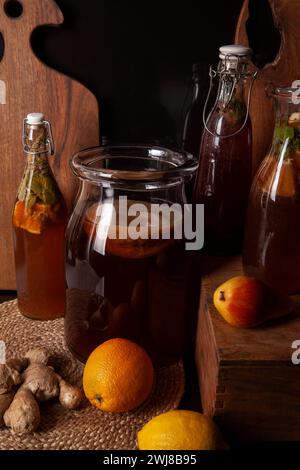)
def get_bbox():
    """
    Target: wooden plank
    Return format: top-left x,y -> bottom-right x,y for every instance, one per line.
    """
0,0 -> 100,289
215,365 -> 300,441
195,293 -> 219,416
